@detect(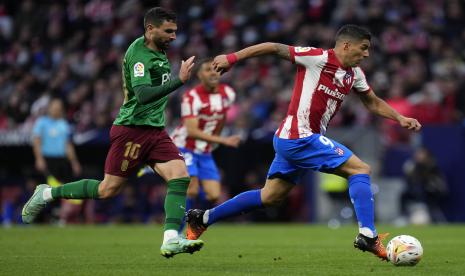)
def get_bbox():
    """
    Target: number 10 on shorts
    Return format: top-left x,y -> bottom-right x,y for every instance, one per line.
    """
124,141 -> 141,159
121,141 -> 141,172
